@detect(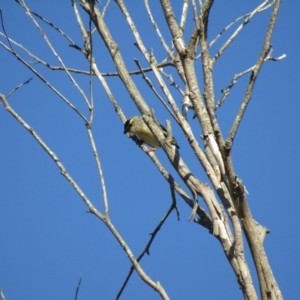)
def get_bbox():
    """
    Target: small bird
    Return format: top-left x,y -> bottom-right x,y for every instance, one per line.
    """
124,116 -> 179,151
